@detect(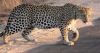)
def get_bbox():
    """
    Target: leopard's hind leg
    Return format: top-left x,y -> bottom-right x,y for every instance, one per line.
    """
0,20 -> 25,44
21,26 -> 34,41
0,28 -> 21,45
